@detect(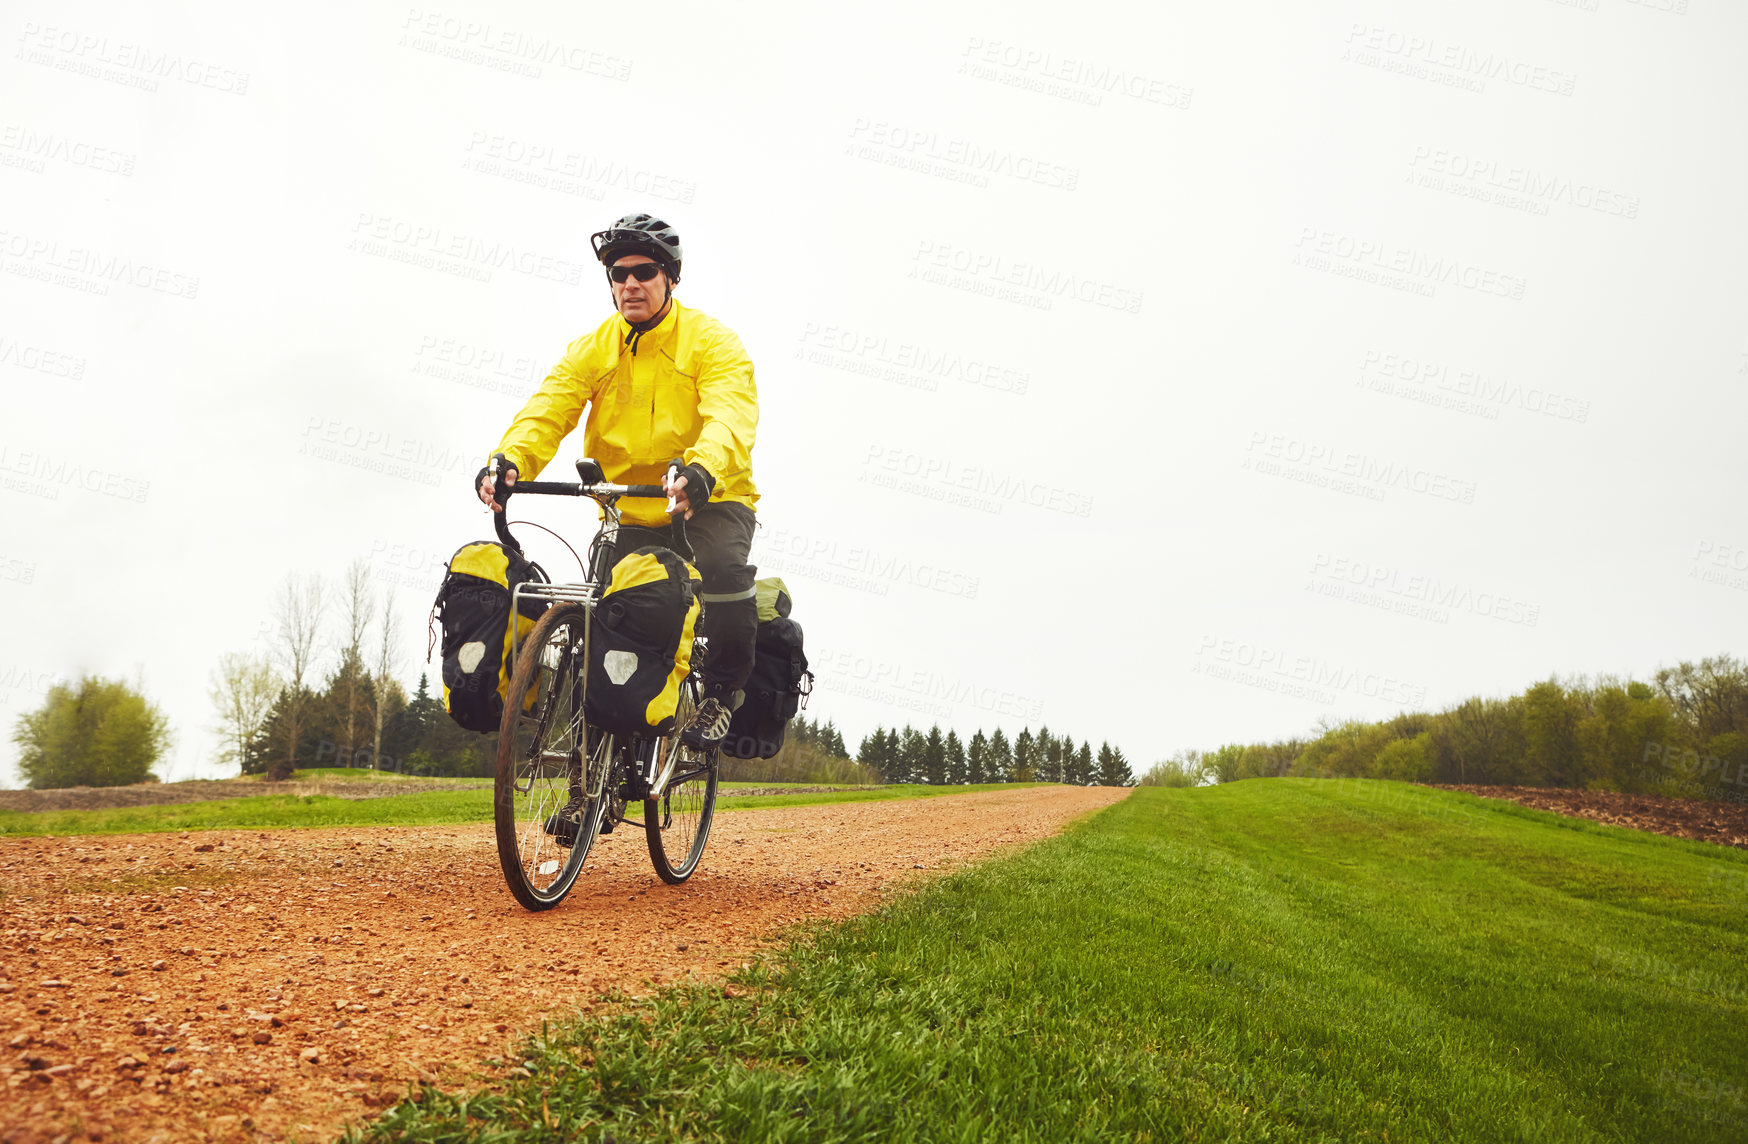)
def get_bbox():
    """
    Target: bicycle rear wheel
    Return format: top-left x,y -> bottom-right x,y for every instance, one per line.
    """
495,604 -> 609,911
644,684 -> 719,884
